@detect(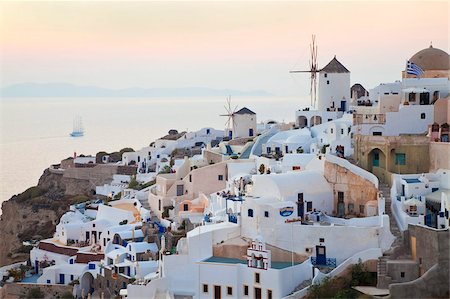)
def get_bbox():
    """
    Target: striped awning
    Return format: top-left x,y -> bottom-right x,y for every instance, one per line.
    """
425,189 -> 450,204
